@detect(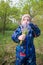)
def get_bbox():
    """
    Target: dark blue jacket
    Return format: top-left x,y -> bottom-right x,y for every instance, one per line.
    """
12,23 -> 40,56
